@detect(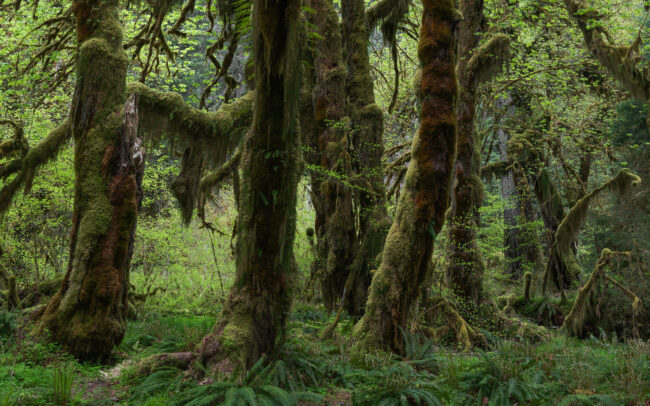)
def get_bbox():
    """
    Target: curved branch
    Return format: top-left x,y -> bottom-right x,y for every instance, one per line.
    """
127,83 -> 254,223
564,0 -> 650,101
